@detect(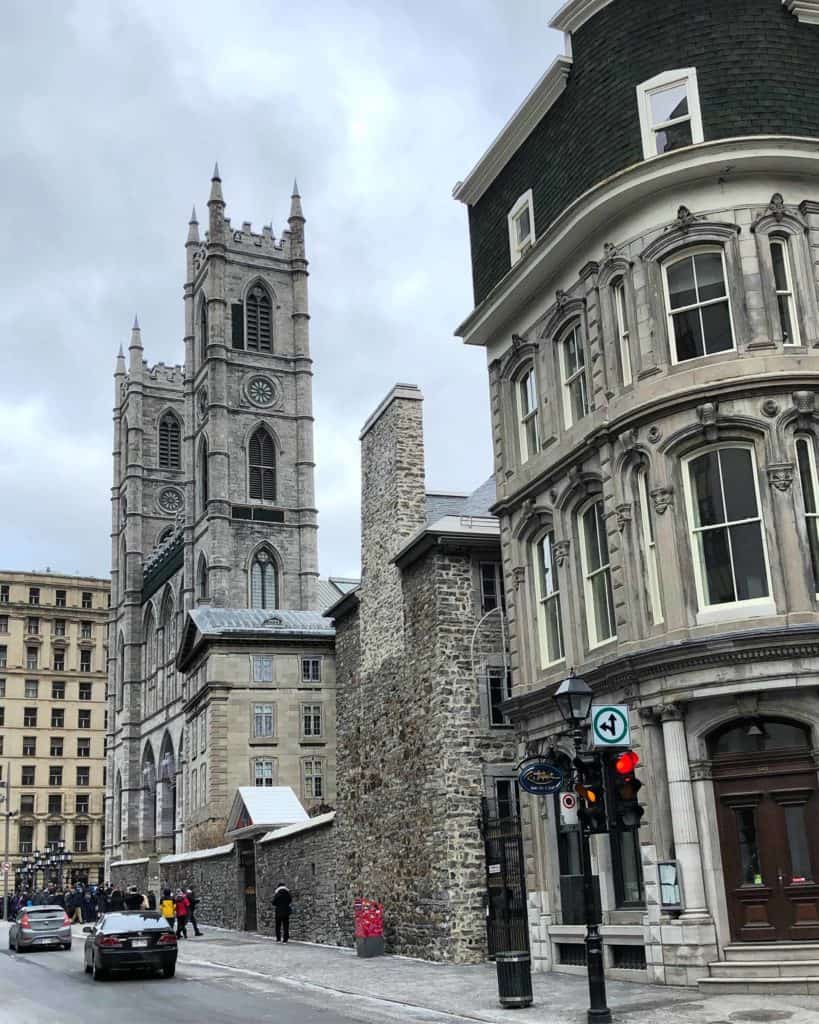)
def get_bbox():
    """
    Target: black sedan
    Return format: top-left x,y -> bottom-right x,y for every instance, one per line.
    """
83,911 -> 178,980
